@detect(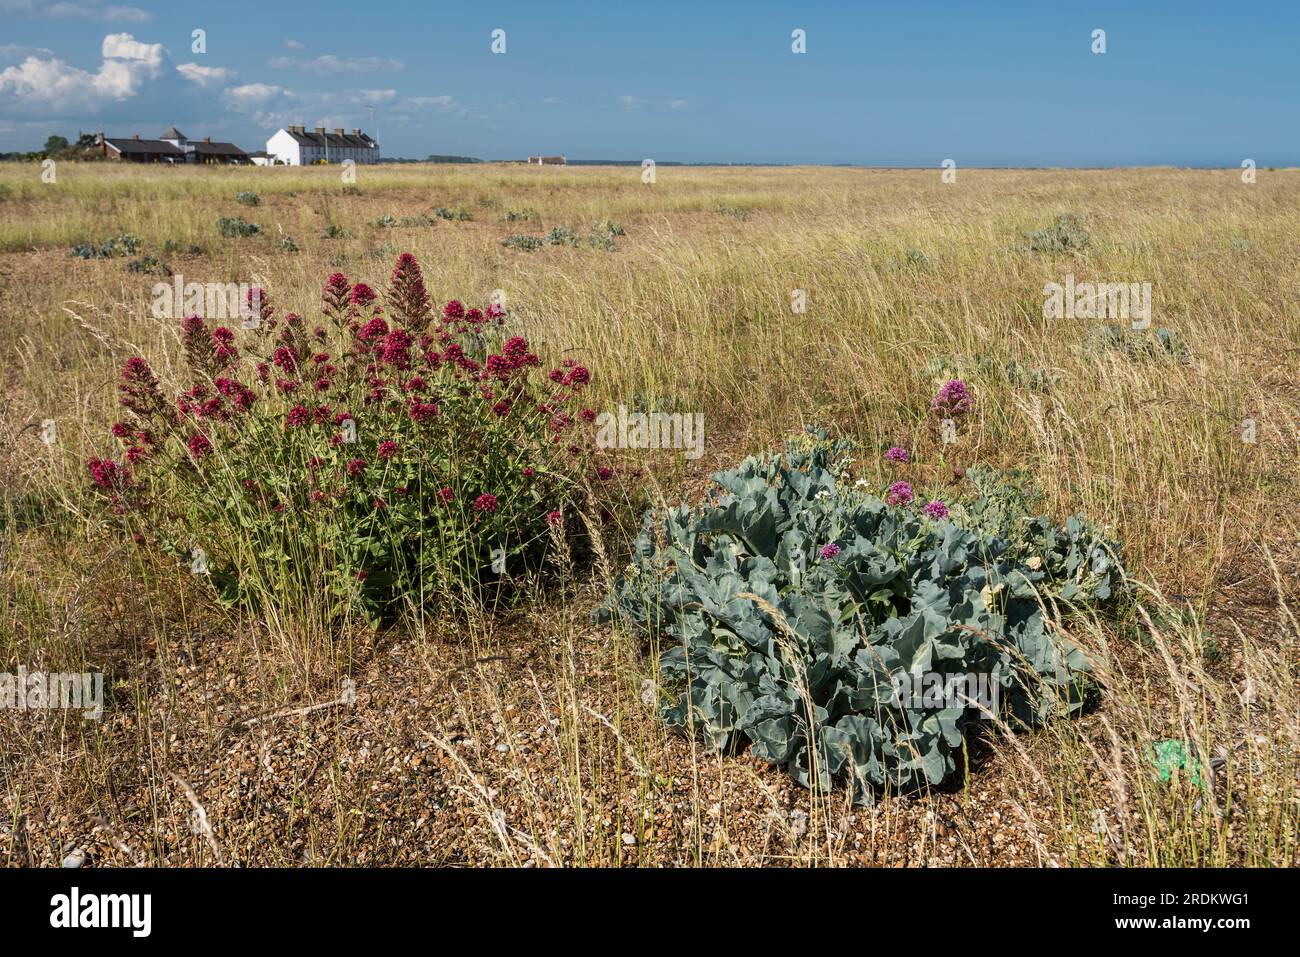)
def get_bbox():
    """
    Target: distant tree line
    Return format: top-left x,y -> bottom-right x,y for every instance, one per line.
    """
0,132 -> 105,162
